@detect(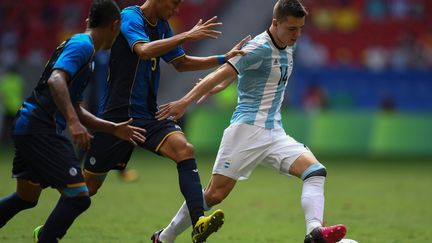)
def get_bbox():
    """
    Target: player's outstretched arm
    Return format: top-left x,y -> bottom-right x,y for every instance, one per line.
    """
171,35 -> 251,72
156,64 -> 237,121
48,69 -> 93,150
196,77 -> 236,105
75,106 -> 146,146
134,16 -> 222,60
